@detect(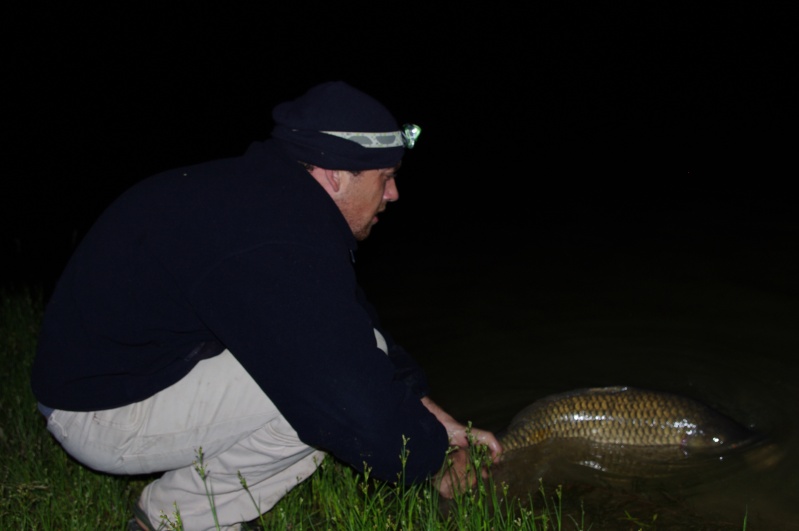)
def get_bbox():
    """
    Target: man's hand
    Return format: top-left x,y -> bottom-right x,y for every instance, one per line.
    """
433,447 -> 478,499
421,396 -> 503,498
